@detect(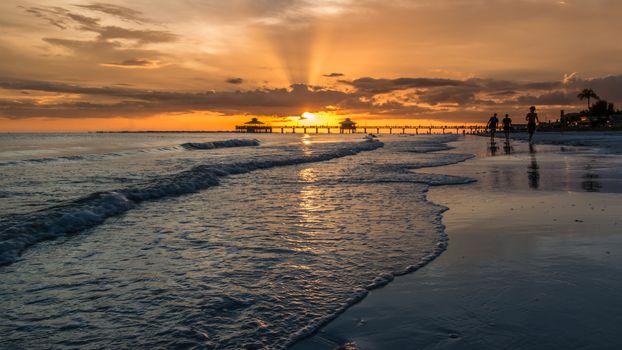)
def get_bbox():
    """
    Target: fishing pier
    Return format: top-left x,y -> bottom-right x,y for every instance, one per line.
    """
236,117 -> 485,134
